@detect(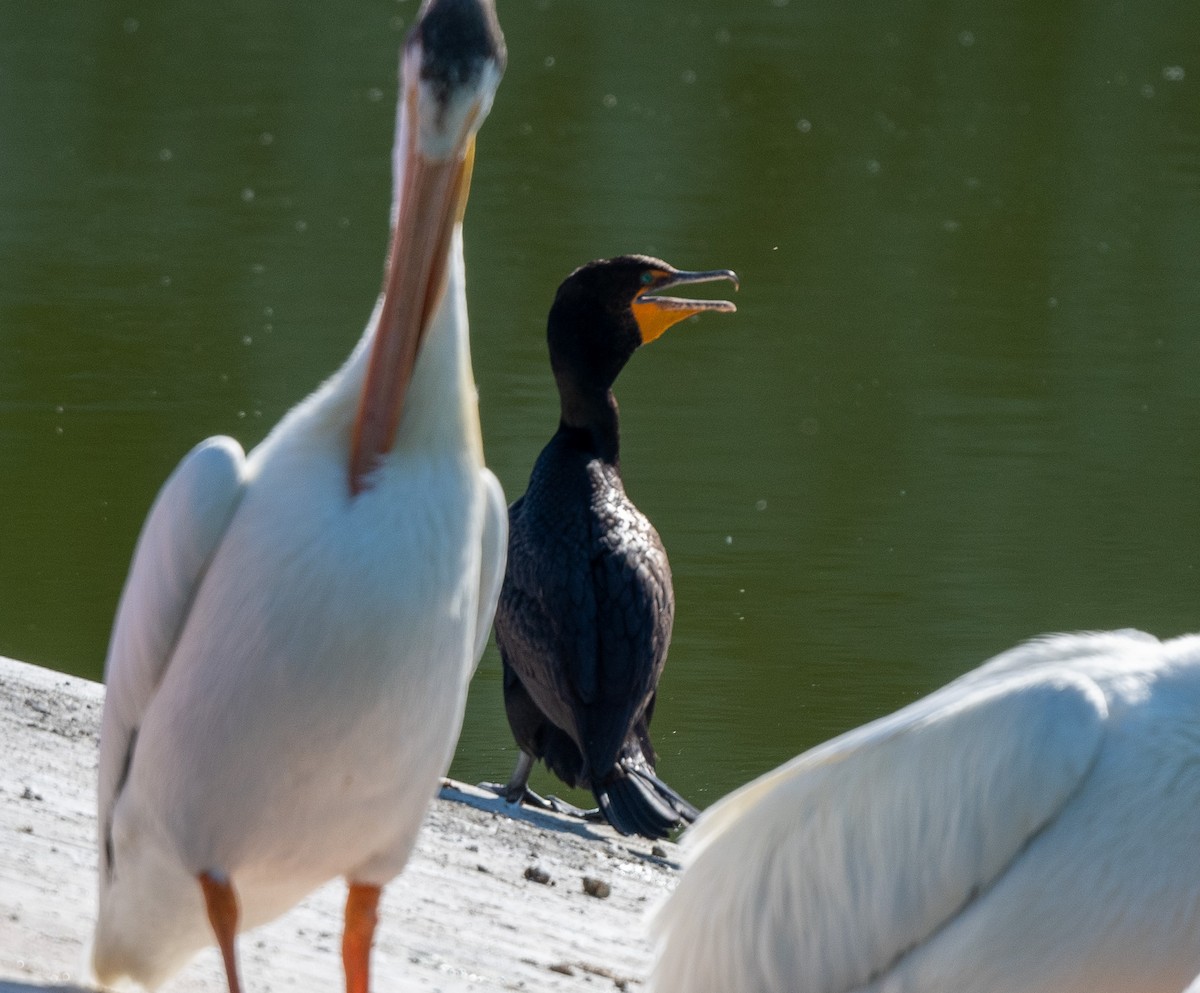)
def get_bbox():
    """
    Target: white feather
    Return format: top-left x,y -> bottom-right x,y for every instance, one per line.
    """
652,630 -> 1200,993
92,221 -> 503,989
472,468 -> 508,671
